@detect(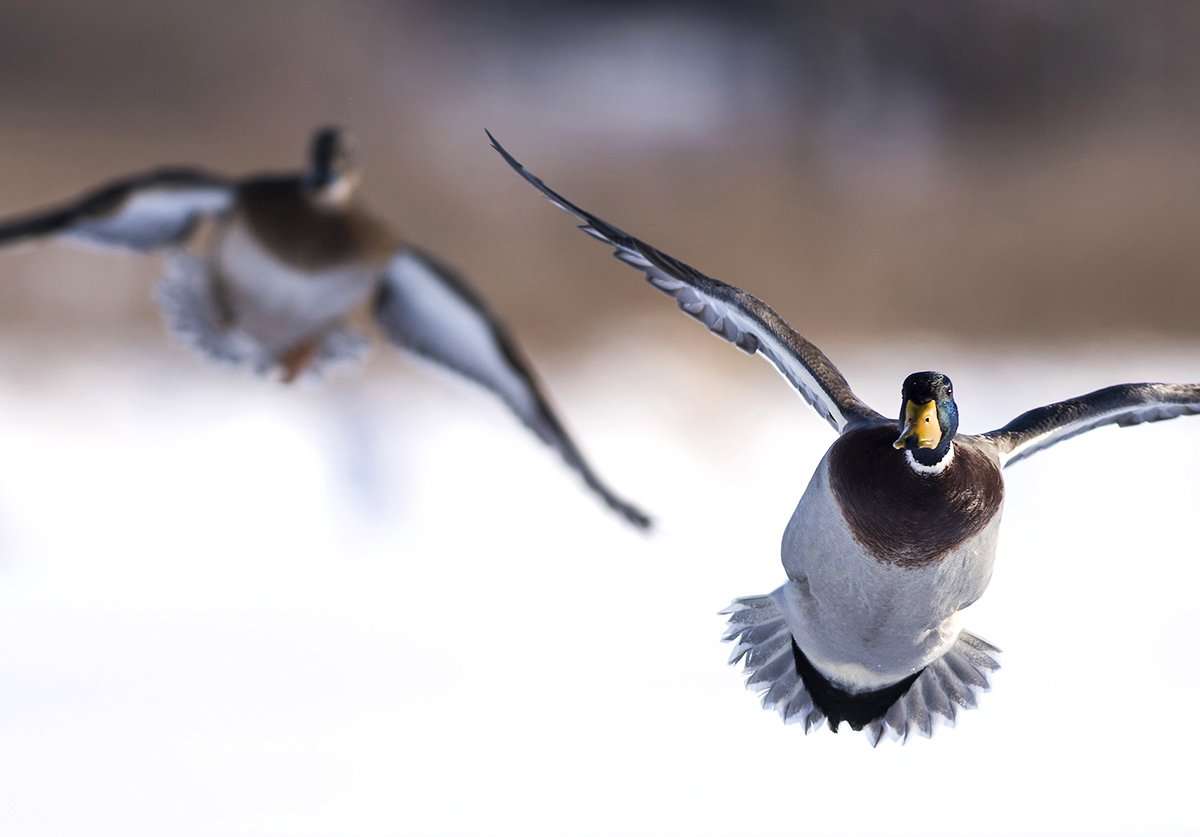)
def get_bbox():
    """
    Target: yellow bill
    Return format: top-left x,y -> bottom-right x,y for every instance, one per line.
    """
893,400 -> 942,450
